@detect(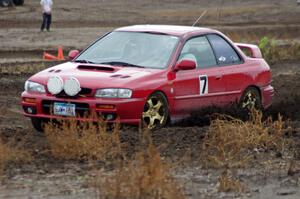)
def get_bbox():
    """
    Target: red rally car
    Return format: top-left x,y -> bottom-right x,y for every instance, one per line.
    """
21,25 -> 274,130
